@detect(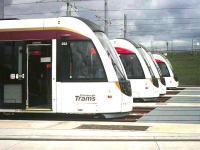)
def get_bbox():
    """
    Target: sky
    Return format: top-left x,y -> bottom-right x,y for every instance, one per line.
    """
1,0 -> 200,50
